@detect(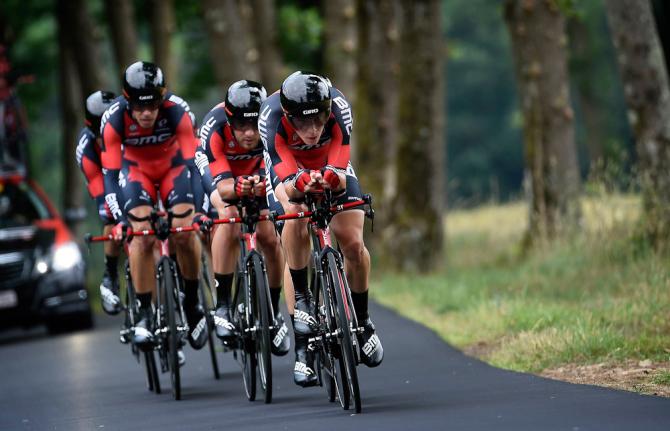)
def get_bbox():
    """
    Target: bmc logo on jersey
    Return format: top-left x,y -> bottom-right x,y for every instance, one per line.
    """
100,101 -> 121,135
75,134 -> 88,166
333,96 -> 352,136
124,133 -> 172,146
168,94 -> 191,113
199,116 -> 217,147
